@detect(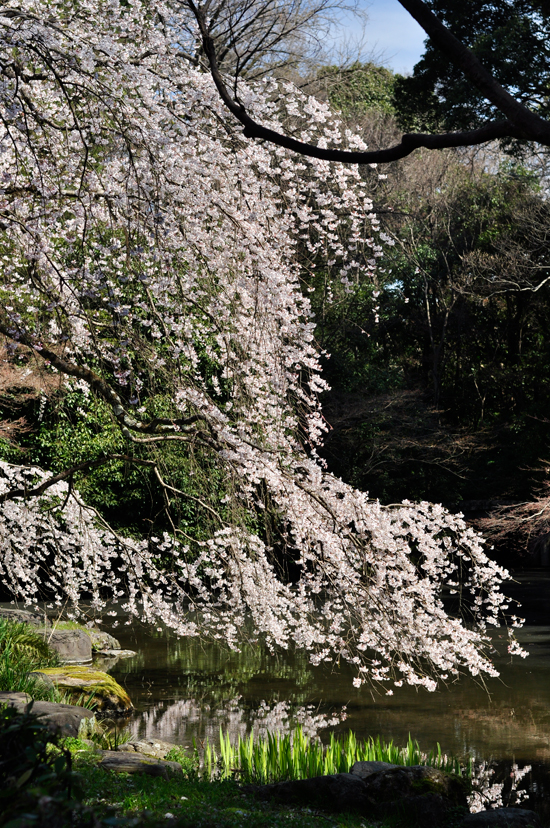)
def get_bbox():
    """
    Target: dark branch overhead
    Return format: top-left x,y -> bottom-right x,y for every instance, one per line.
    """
187,0 -> 550,162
